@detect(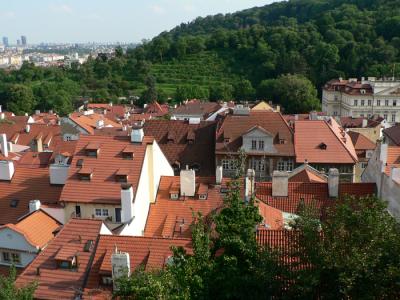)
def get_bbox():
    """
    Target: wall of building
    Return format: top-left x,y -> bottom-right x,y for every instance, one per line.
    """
0,227 -> 37,268
64,203 -> 121,224
349,127 -> 382,144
